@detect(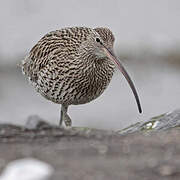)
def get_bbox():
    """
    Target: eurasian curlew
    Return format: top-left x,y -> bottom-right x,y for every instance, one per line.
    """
22,27 -> 142,127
